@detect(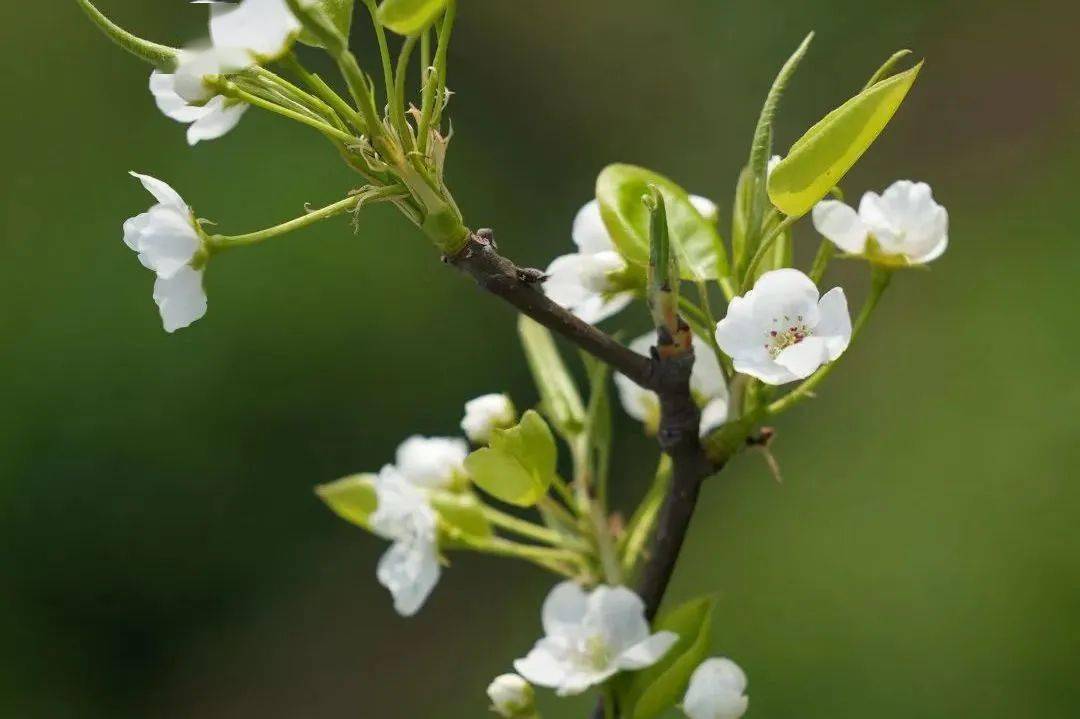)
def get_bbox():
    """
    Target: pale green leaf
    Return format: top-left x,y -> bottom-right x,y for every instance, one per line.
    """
464,411 -> 557,507
597,164 -> 727,281
315,473 -> 378,529
518,316 -> 586,437
376,0 -> 448,35
76,0 -> 179,70
768,62 -> 923,218
618,596 -> 717,719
